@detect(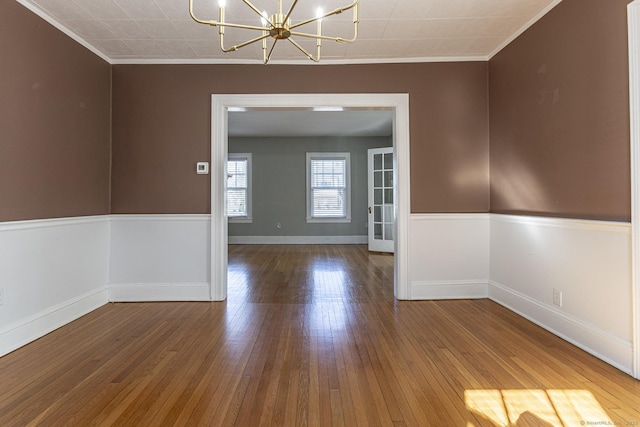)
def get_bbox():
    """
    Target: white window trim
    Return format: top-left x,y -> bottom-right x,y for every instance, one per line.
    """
306,152 -> 351,223
227,153 -> 252,223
